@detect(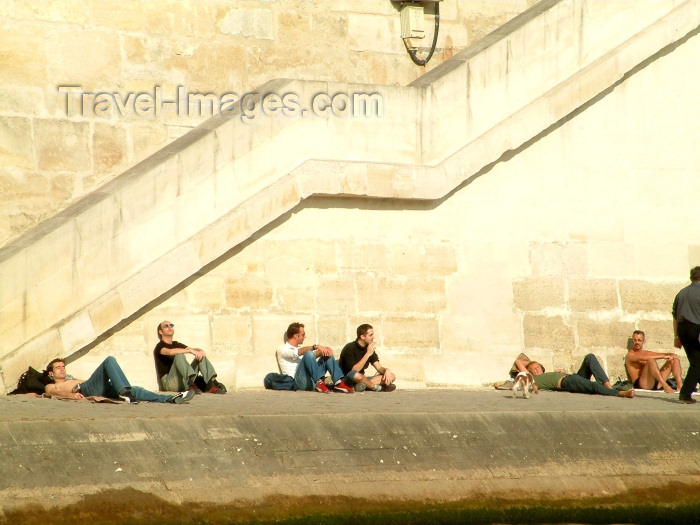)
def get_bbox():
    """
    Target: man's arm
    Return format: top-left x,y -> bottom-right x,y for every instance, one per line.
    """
352,343 -> 376,372
372,360 -> 396,384
626,349 -> 678,363
159,343 -> 206,361
515,359 -> 530,372
674,318 -> 682,349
